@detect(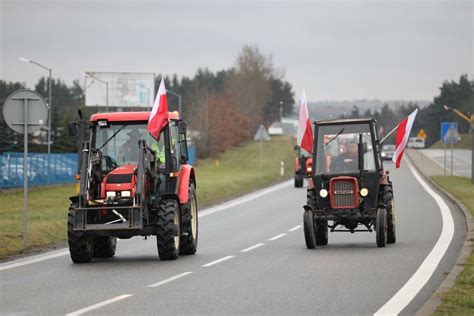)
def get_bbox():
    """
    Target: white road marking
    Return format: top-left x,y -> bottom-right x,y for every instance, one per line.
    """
201,255 -> 235,267
240,243 -> 265,253
374,159 -> 455,315
147,272 -> 193,288
198,180 -> 292,218
0,180 -> 291,271
0,250 -> 69,272
268,233 -> 287,241
66,294 -> 132,316
288,225 -> 302,232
